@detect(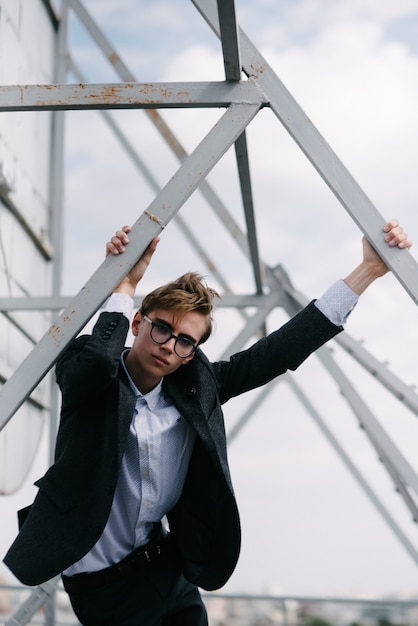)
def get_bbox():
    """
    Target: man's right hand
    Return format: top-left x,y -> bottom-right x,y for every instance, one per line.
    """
106,225 -> 160,297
